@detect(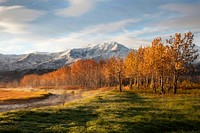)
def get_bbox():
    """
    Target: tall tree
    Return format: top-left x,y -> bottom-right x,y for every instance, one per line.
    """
125,50 -> 136,89
115,56 -> 125,92
104,57 -> 118,87
135,46 -> 144,89
166,31 -> 199,94
104,56 -> 124,92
